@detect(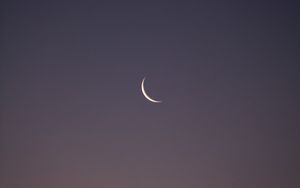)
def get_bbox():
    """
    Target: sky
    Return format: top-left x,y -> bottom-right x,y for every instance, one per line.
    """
1,0 -> 300,188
